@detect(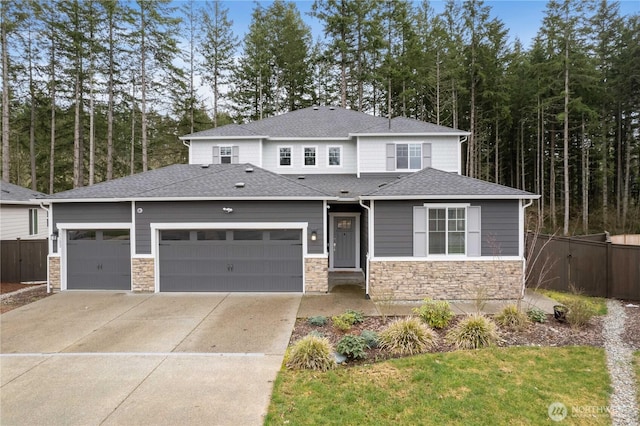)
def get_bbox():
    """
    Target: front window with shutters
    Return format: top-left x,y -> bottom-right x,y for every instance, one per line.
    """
396,143 -> 421,170
414,204 -> 480,257
220,146 -> 232,164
